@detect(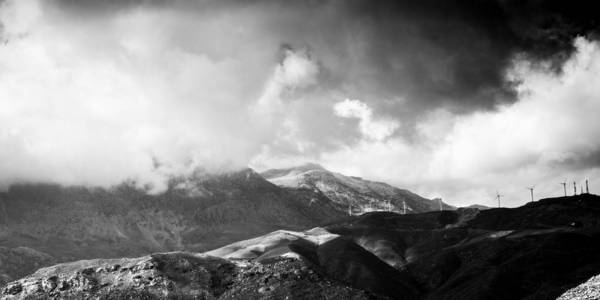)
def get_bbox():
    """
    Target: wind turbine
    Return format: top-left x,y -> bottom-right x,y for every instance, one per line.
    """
526,186 -> 535,202
586,179 -> 590,194
403,200 -> 407,215
438,198 -> 443,211
560,180 -> 567,197
496,191 -> 503,208
574,181 -> 577,195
